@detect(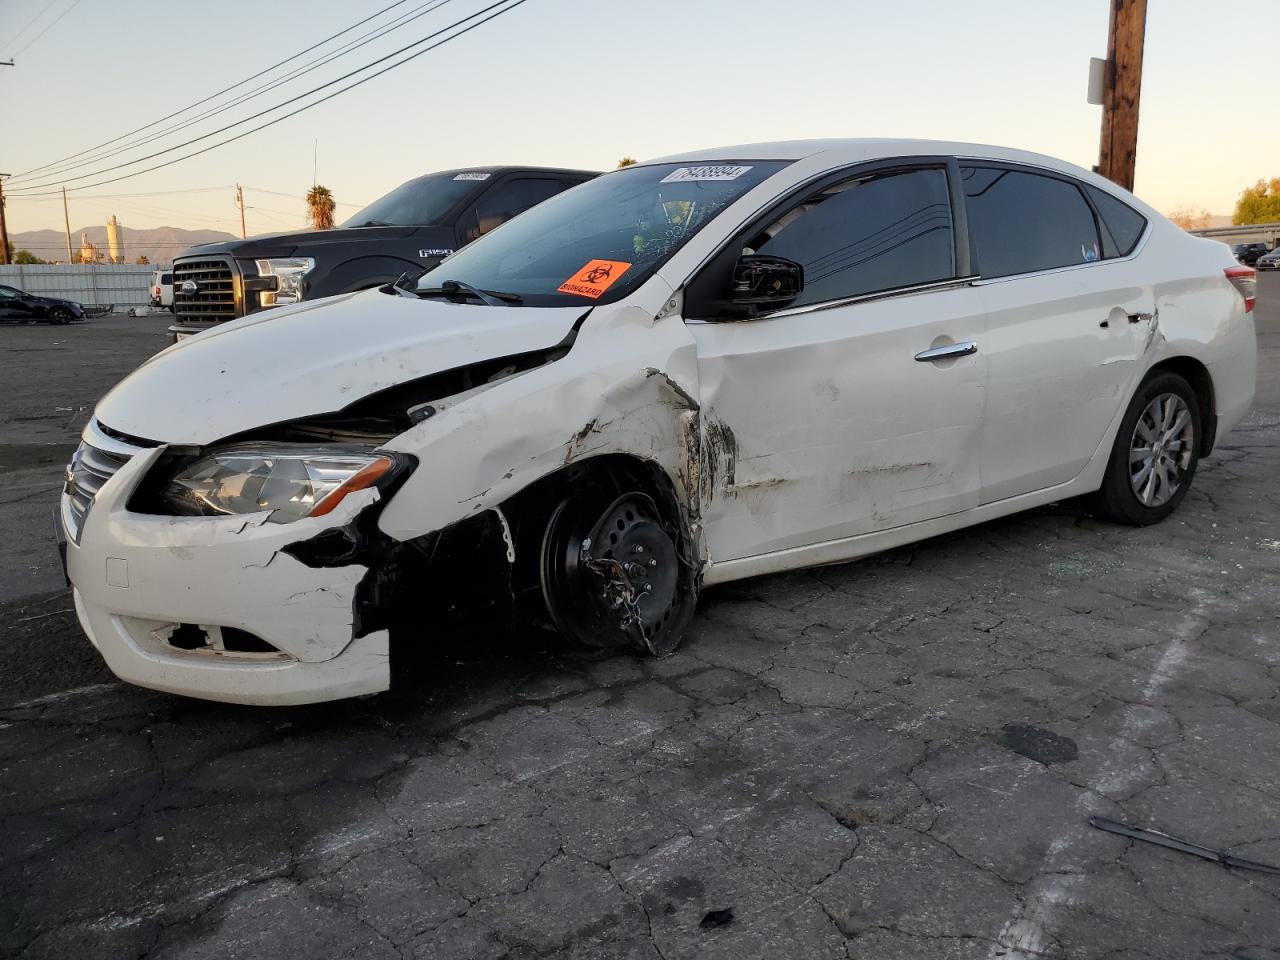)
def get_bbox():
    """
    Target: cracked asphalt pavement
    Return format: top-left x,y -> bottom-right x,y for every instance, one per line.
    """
3,279 -> 1279,959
